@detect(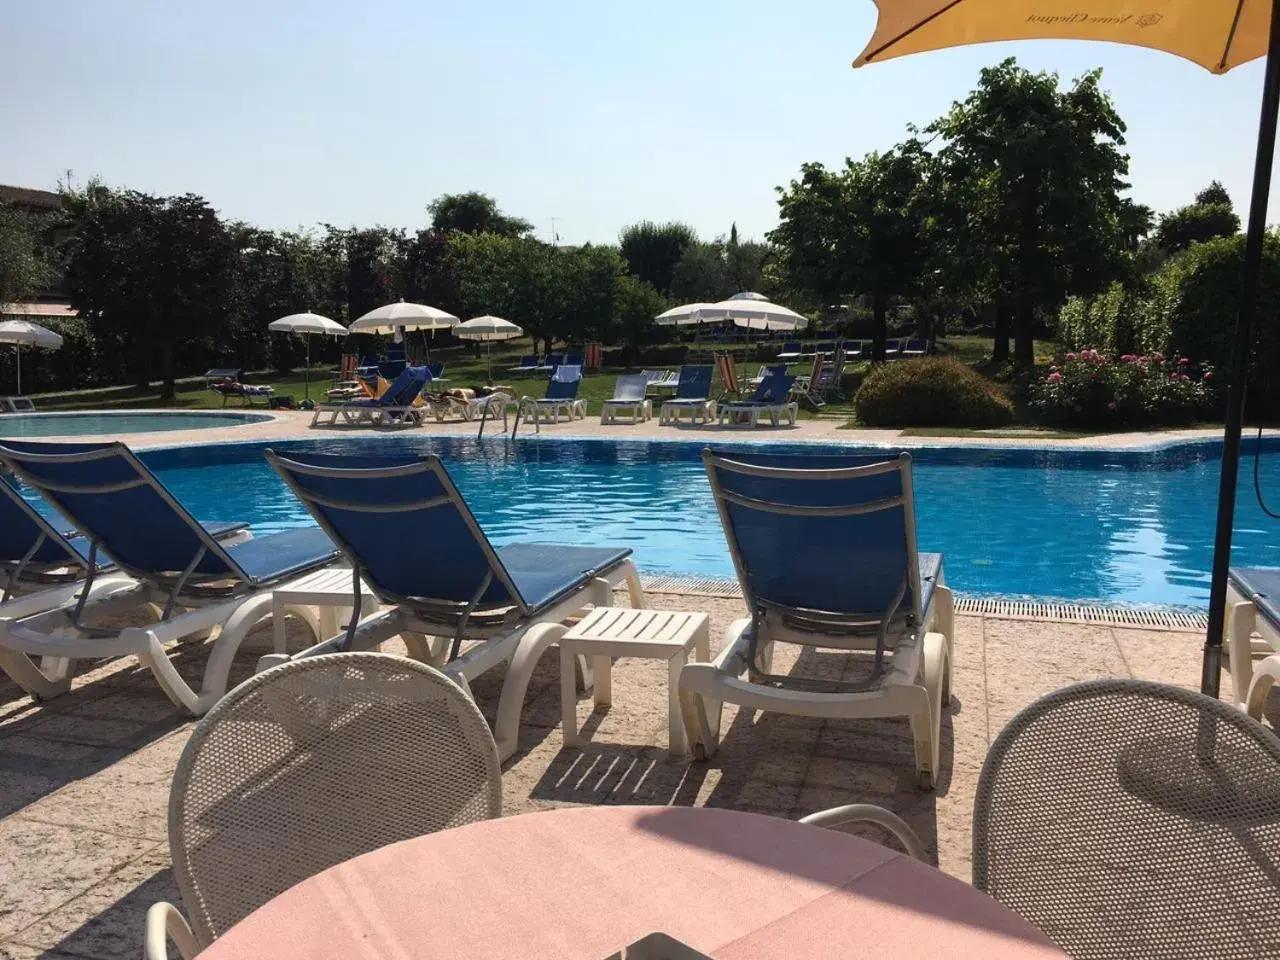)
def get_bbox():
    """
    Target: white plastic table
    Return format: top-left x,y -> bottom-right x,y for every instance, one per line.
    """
559,607 -> 710,755
199,806 -> 1067,960
271,567 -> 380,654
